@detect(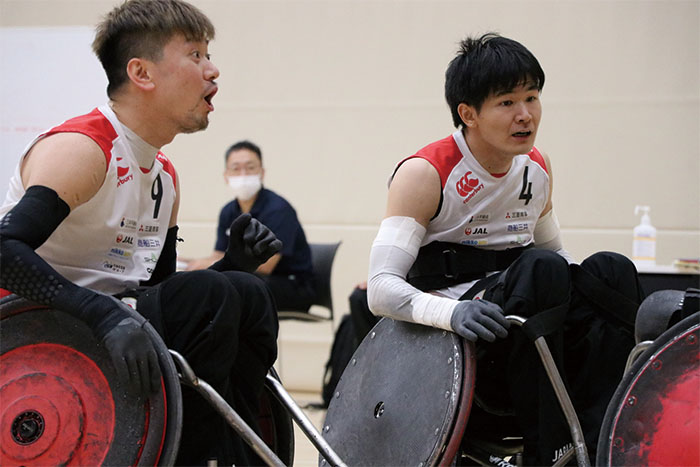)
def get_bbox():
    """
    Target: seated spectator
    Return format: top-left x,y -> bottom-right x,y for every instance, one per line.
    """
185,140 -> 316,311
